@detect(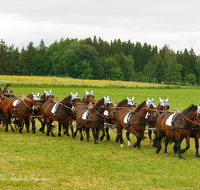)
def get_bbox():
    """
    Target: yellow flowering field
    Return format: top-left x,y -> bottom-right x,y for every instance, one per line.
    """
0,75 -> 162,87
